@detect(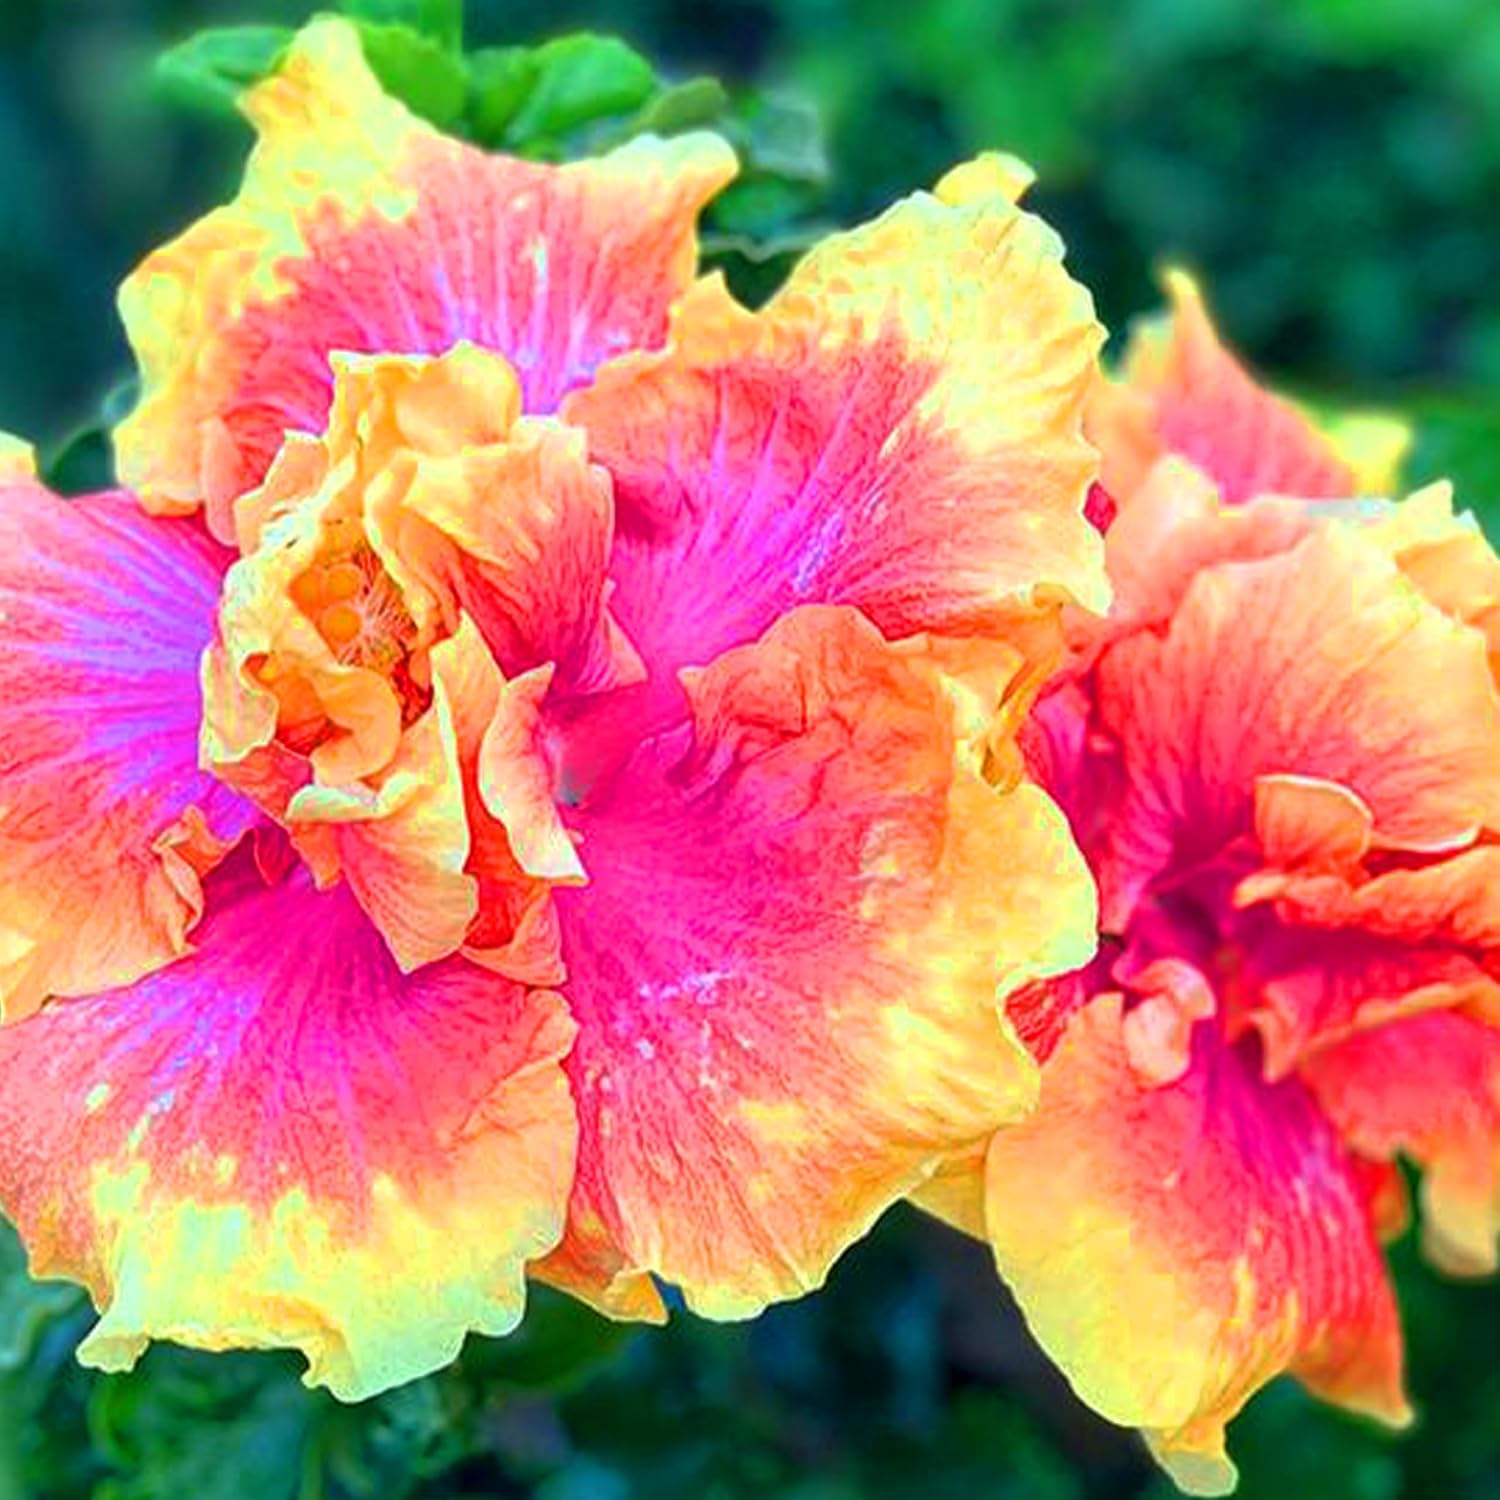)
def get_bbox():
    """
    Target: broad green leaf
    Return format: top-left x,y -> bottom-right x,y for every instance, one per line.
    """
466,46 -> 542,144
356,21 -> 467,129
700,222 -> 832,264
708,176 -> 823,237
505,35 -> 658,144
153,26 -> 292,116
339,0 -> 462,52
40,374 -> 136,496
630,76 -> 731,135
